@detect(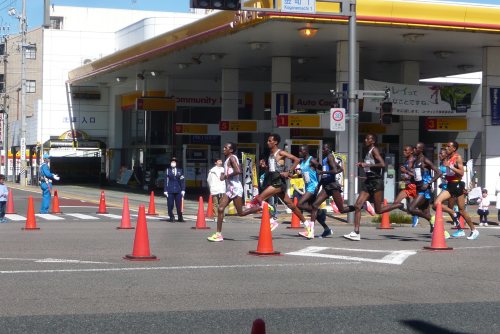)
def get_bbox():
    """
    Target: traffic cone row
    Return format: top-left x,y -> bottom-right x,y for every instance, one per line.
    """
287,197 -> 301,229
